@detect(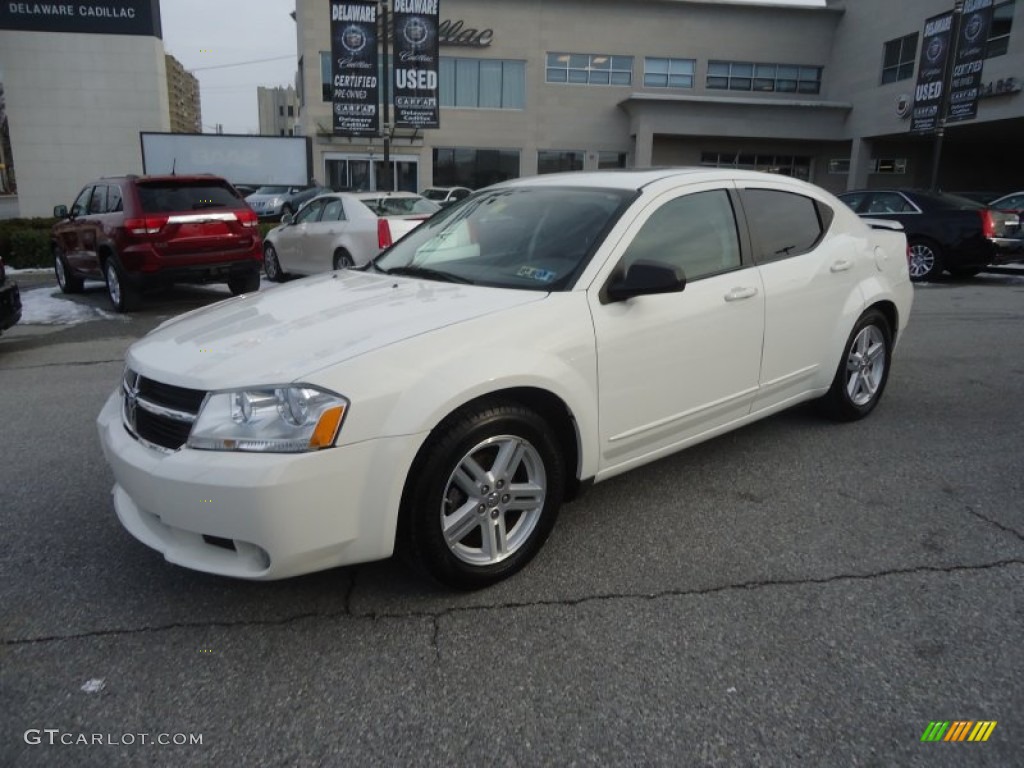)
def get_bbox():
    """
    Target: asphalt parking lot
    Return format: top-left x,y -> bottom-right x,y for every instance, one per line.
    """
1,271 -> 1022,767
